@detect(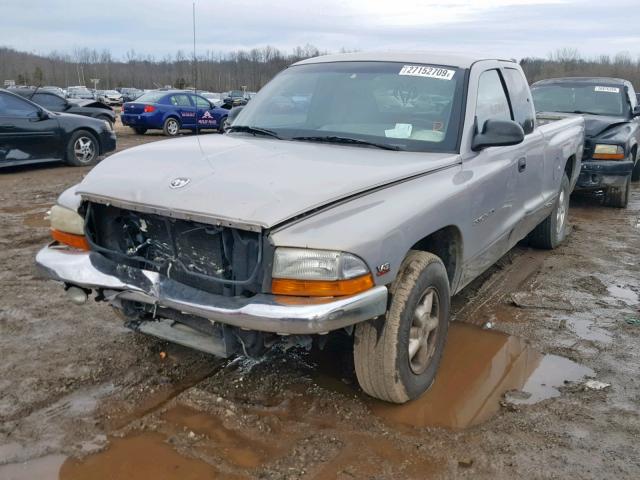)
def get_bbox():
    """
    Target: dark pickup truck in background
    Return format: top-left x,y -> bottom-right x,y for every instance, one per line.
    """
10,88 -> 116,126
532,77 -> 640,208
